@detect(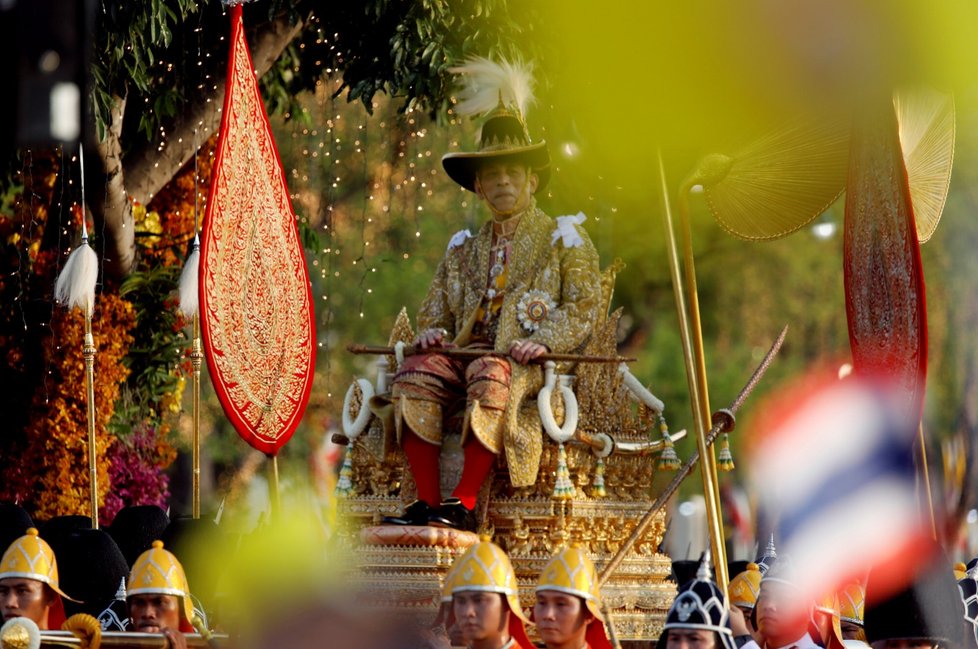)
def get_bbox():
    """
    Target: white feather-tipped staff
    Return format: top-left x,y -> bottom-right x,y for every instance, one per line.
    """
180,130 -> 204,519
54,144 -> 101,528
